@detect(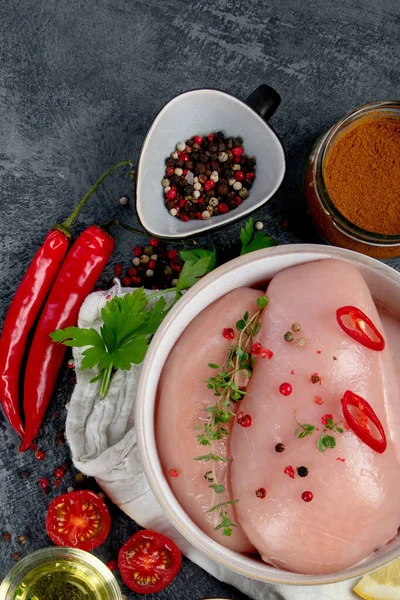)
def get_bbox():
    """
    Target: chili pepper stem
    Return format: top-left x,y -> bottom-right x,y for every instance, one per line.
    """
59,161 -> 132,231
